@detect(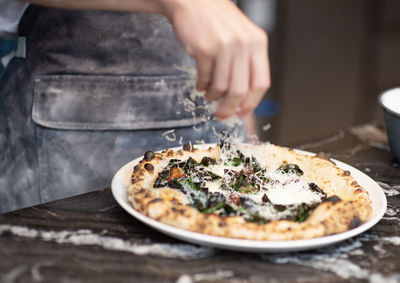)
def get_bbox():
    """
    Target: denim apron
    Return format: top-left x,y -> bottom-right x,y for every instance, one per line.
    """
0,6 -> 240,213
